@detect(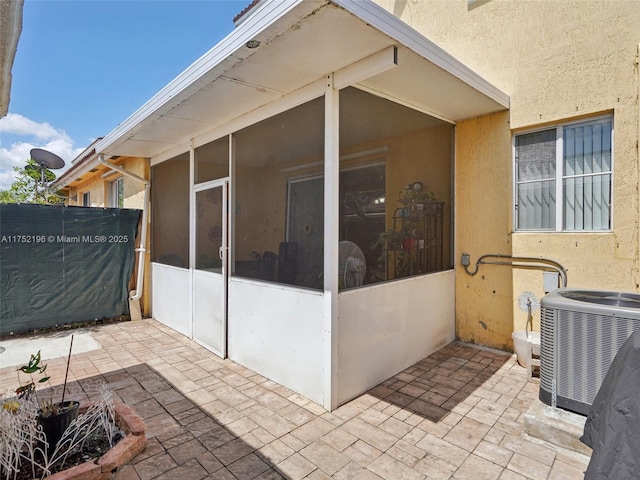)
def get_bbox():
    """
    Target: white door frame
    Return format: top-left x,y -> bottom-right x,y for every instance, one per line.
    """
191,178 -> 229,357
